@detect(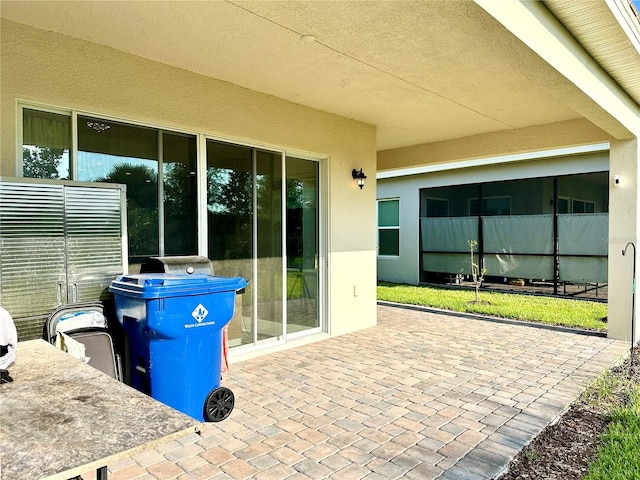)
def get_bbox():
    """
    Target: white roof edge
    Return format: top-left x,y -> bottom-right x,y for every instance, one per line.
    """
376,142 -> 610,180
